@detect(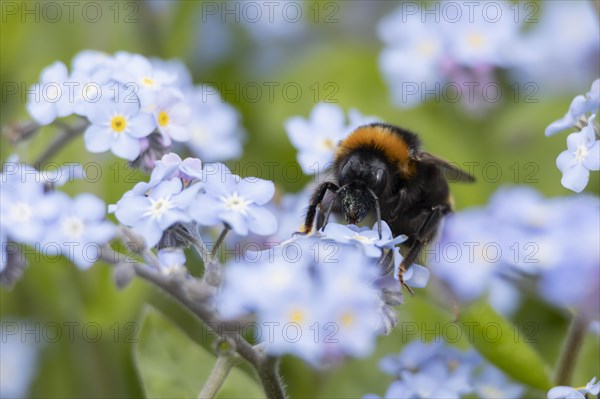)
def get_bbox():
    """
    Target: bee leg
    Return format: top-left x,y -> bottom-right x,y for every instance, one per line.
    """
298,182 -> 339,235
398,262 -> 415,296
367,188 -> 383,239
398,205 -> 447,294
320,184 -> 347,232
